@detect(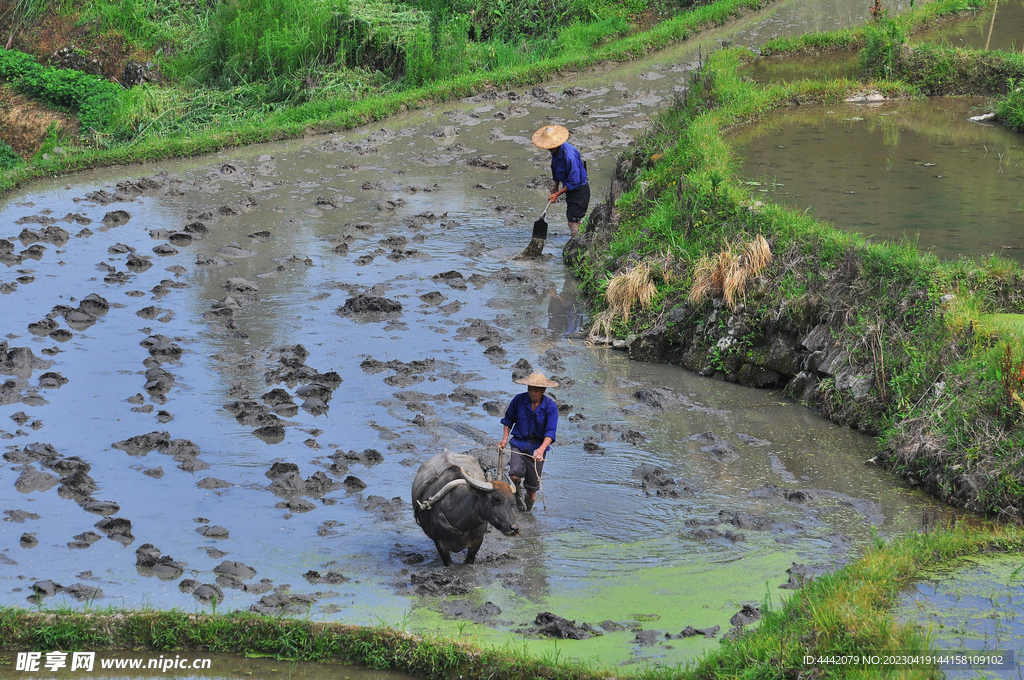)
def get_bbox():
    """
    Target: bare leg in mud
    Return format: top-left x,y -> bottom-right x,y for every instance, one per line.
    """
568,221 -> 580,238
